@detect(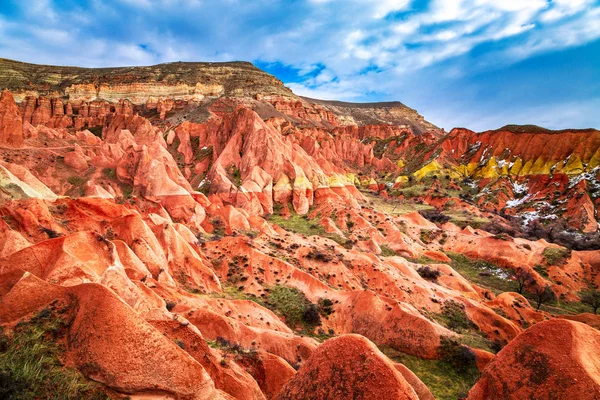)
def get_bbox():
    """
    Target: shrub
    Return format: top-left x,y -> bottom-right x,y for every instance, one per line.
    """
67,176 -> 87,186
268,286 -> 321,329
439,337 -> 477,373
306,250 -> 333,263
417,266 -> 441,281
542,247 -> 570,266
102,168 -> 117,180
441,300 -> 473,332
88,126 -> 103,138
165,300 -> 177,311
580,288 -> 600,314
318,298 -> 334,316
302,304 -> 322,326
40,226 -> 61,239
419,210 -> 450,224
